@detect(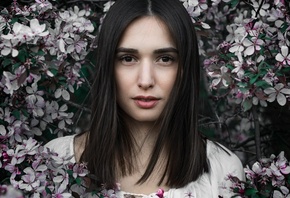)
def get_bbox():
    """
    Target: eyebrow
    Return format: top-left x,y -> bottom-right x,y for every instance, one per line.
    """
116,47 -> 178,54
